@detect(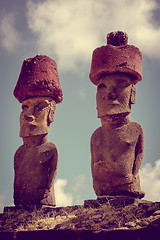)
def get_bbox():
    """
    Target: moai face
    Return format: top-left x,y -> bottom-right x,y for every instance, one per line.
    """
20,97 -> 56,138
96,73 -> 136,118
